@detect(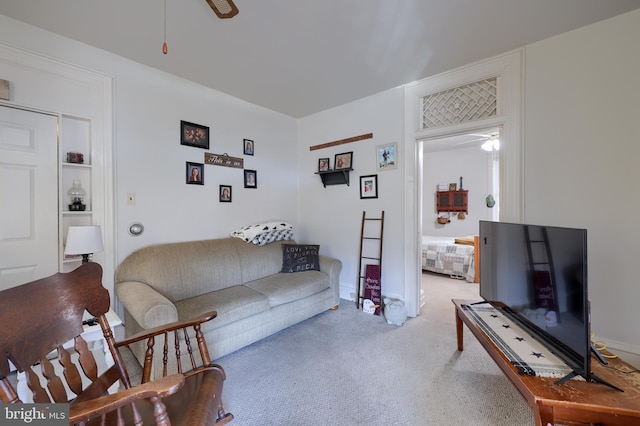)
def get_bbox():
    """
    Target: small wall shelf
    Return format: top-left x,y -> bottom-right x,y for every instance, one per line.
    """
315,169 -> 353,187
